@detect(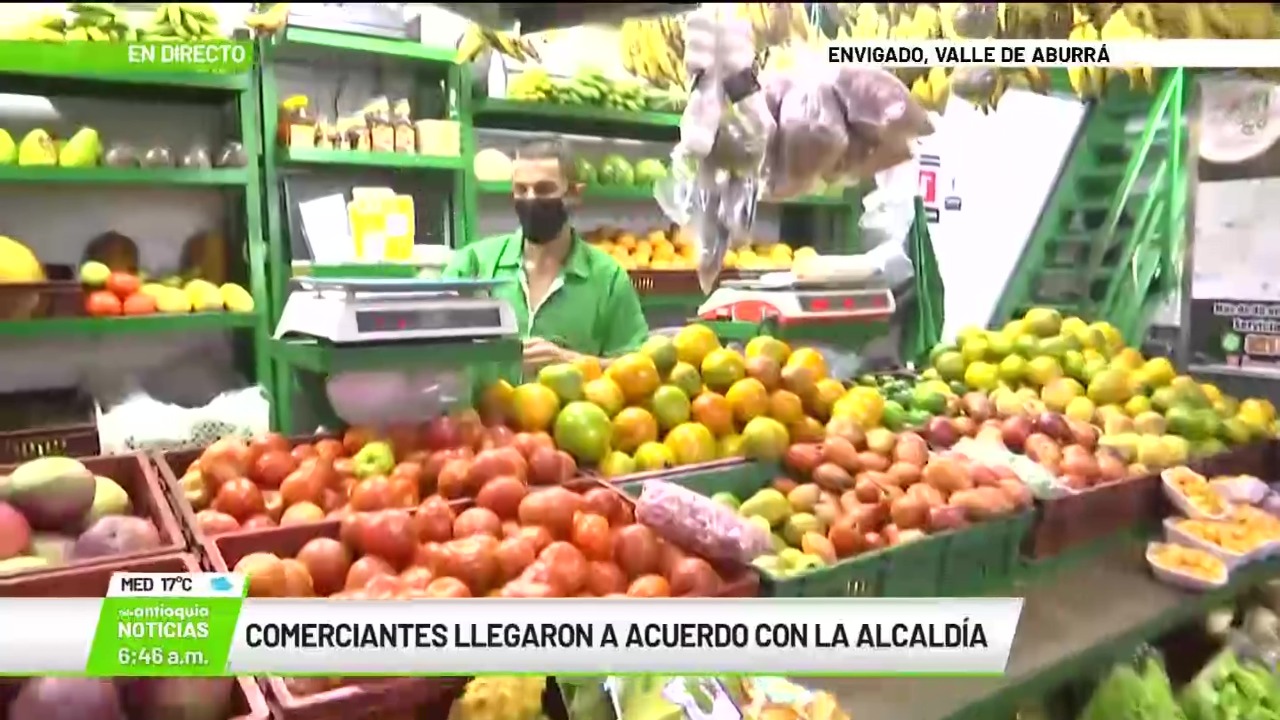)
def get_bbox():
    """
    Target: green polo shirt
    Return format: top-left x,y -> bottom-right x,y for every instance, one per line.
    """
443,230 -> 649,359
